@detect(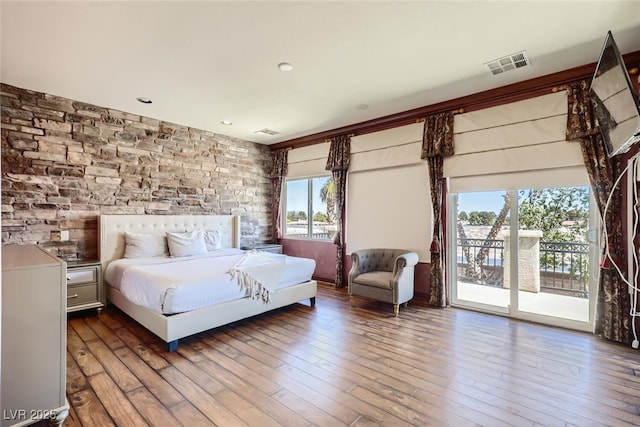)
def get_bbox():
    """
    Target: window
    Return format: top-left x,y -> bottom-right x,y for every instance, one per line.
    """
284,176 -> 334,240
